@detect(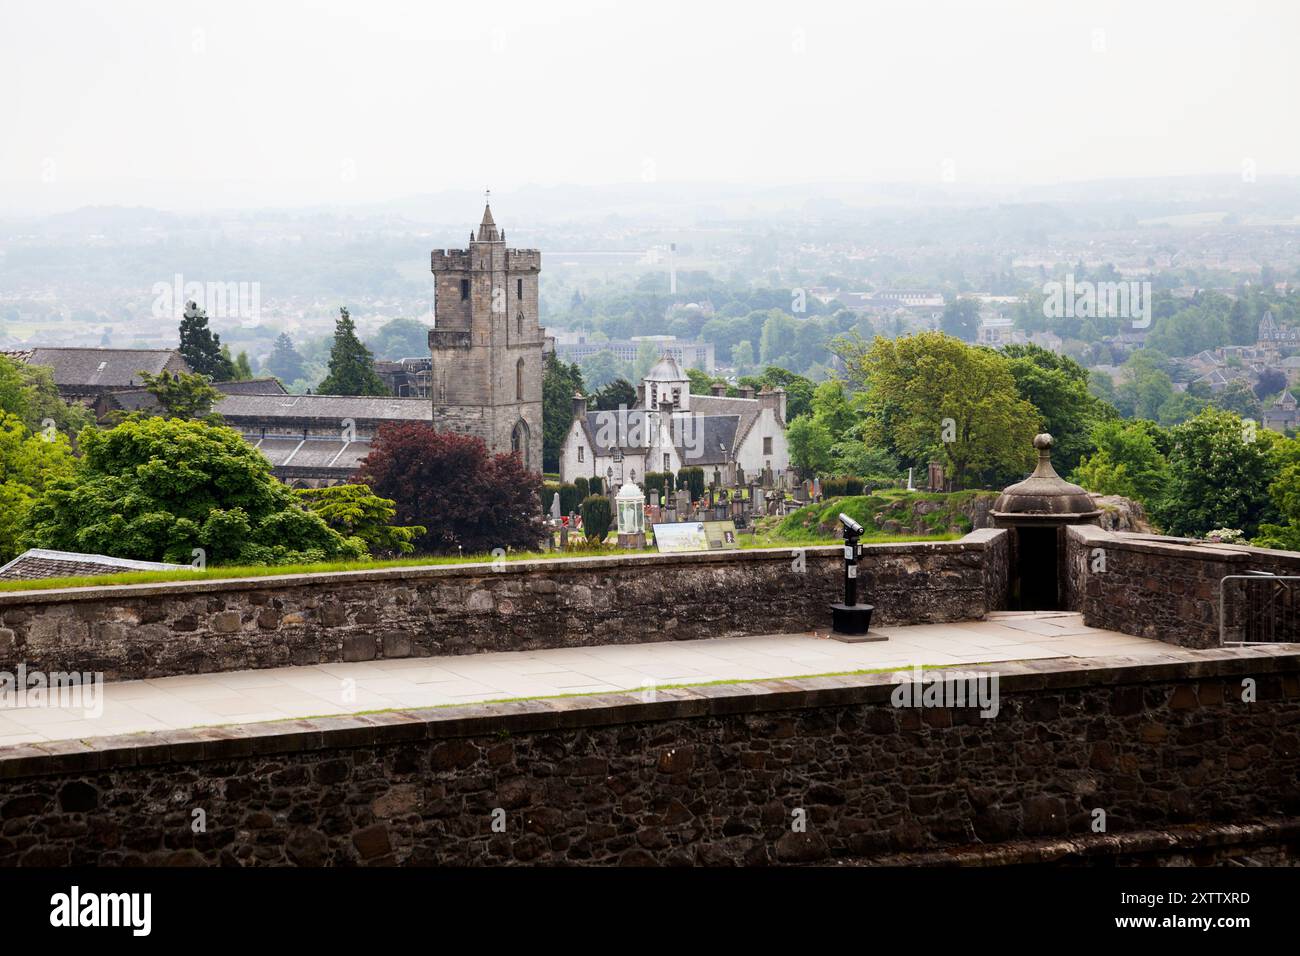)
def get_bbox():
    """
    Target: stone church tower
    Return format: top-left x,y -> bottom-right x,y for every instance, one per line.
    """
429,203 -> 543,472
